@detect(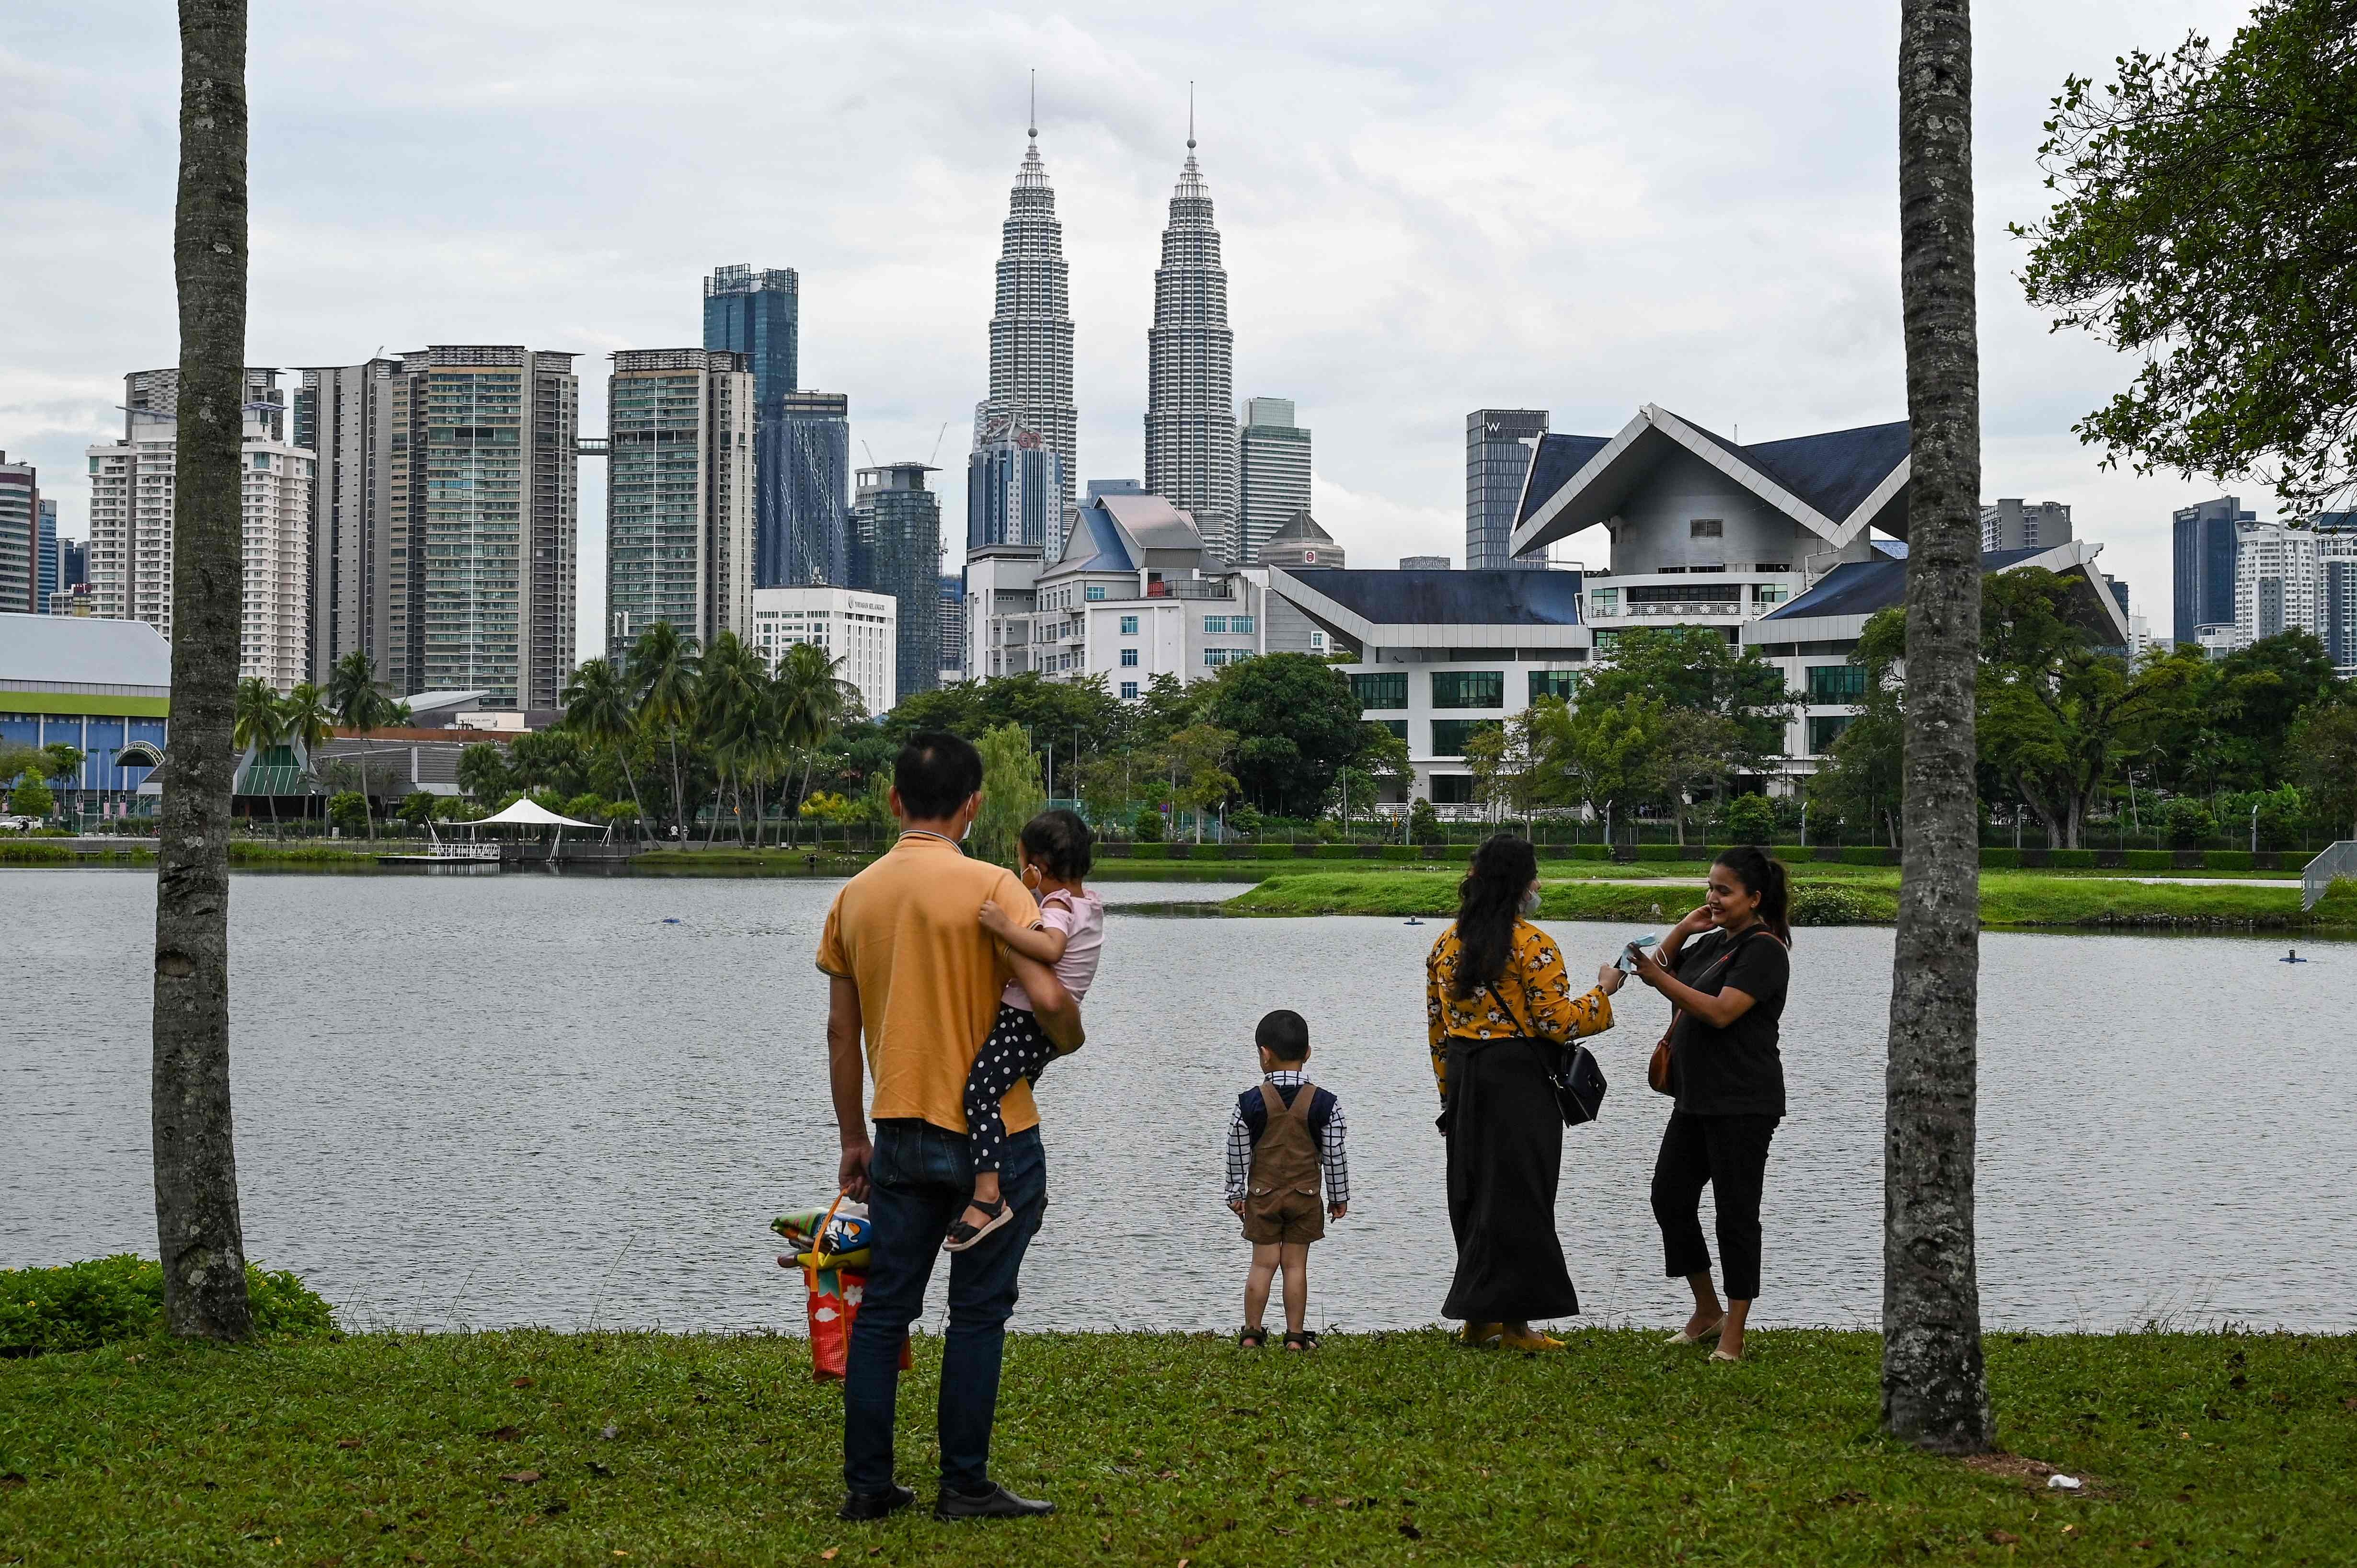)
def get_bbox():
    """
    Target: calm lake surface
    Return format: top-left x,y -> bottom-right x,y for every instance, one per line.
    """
6,869 -> 2352,1335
